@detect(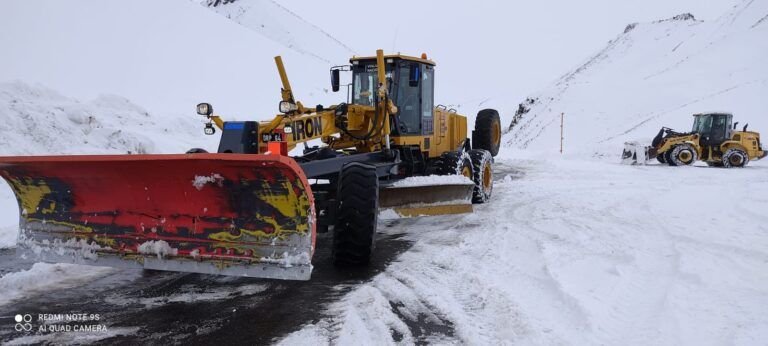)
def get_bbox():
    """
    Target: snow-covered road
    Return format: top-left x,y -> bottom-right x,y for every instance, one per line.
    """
1,156 -> 766,345
280,155 -> 768,345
